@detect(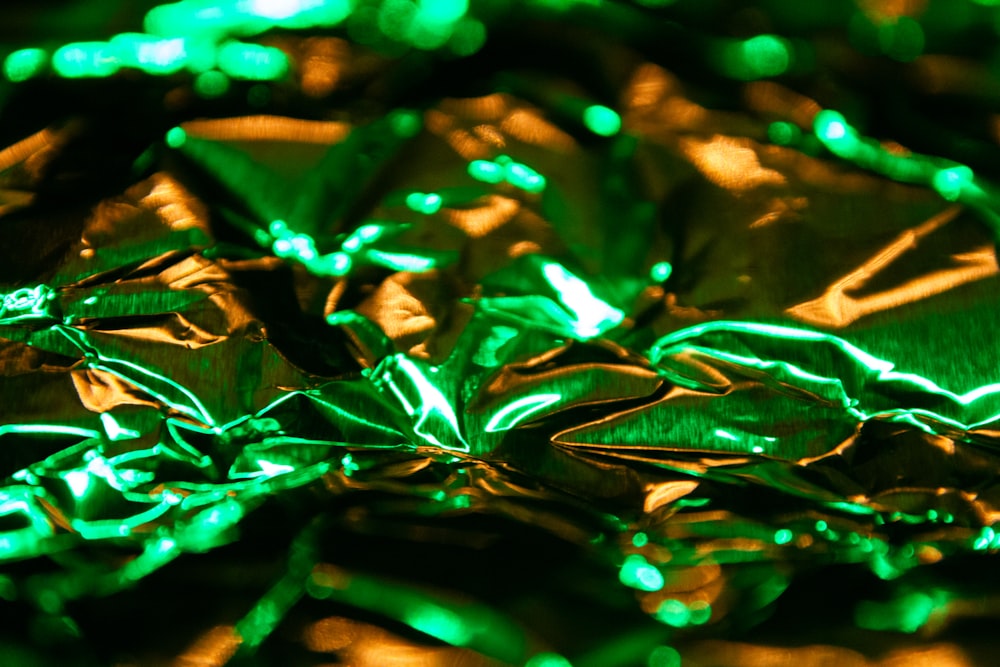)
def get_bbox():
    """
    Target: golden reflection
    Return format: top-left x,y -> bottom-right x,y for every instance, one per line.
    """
917,544 -> 943,564
695,538 -> 767,557
684,641 -> 869,667
926,434 -> 956,455
81,174 -> 209,250
622,63 -> 717,135
439,94 -> 511,122
0,127 -> 58,174
666,510 -> 733,526
669,563 -> 722,592
658,97 -> 708,131
639,563 -> 724,615
351,643 -> 500,666
680,135 -> 786,191
303,613 -> 505,666
72,367 -> 159,413
446,128 -> 488,160
140,173 -> 208,232
323,278 -> 349,318
623,63 -> 679,110
171,624 -> 241,667
303,617 -> 357,652
749,195 -> 808,228
880,645 -> 973,667
639,595 -> 661,615
644,480 -> 700,513
787,207 -> 998,328
743,81 -> 821,129
424,109 -> 453,135
299,37 -> 349,98
509,241 -> 542,257
182,116 -> 350,144
0,190 -> 33,217
686,640 -> 972,667
472,124 -> 506,148
85,198 -> 135,241
87,314 -> 224,348
500,109 -> 577,153
358,274 -> 437,349
444,195 -> 520,238
796,434 -> 857,466
0,130 -> 54,171
159,254 -> 232,290
430,95 -> 573,158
